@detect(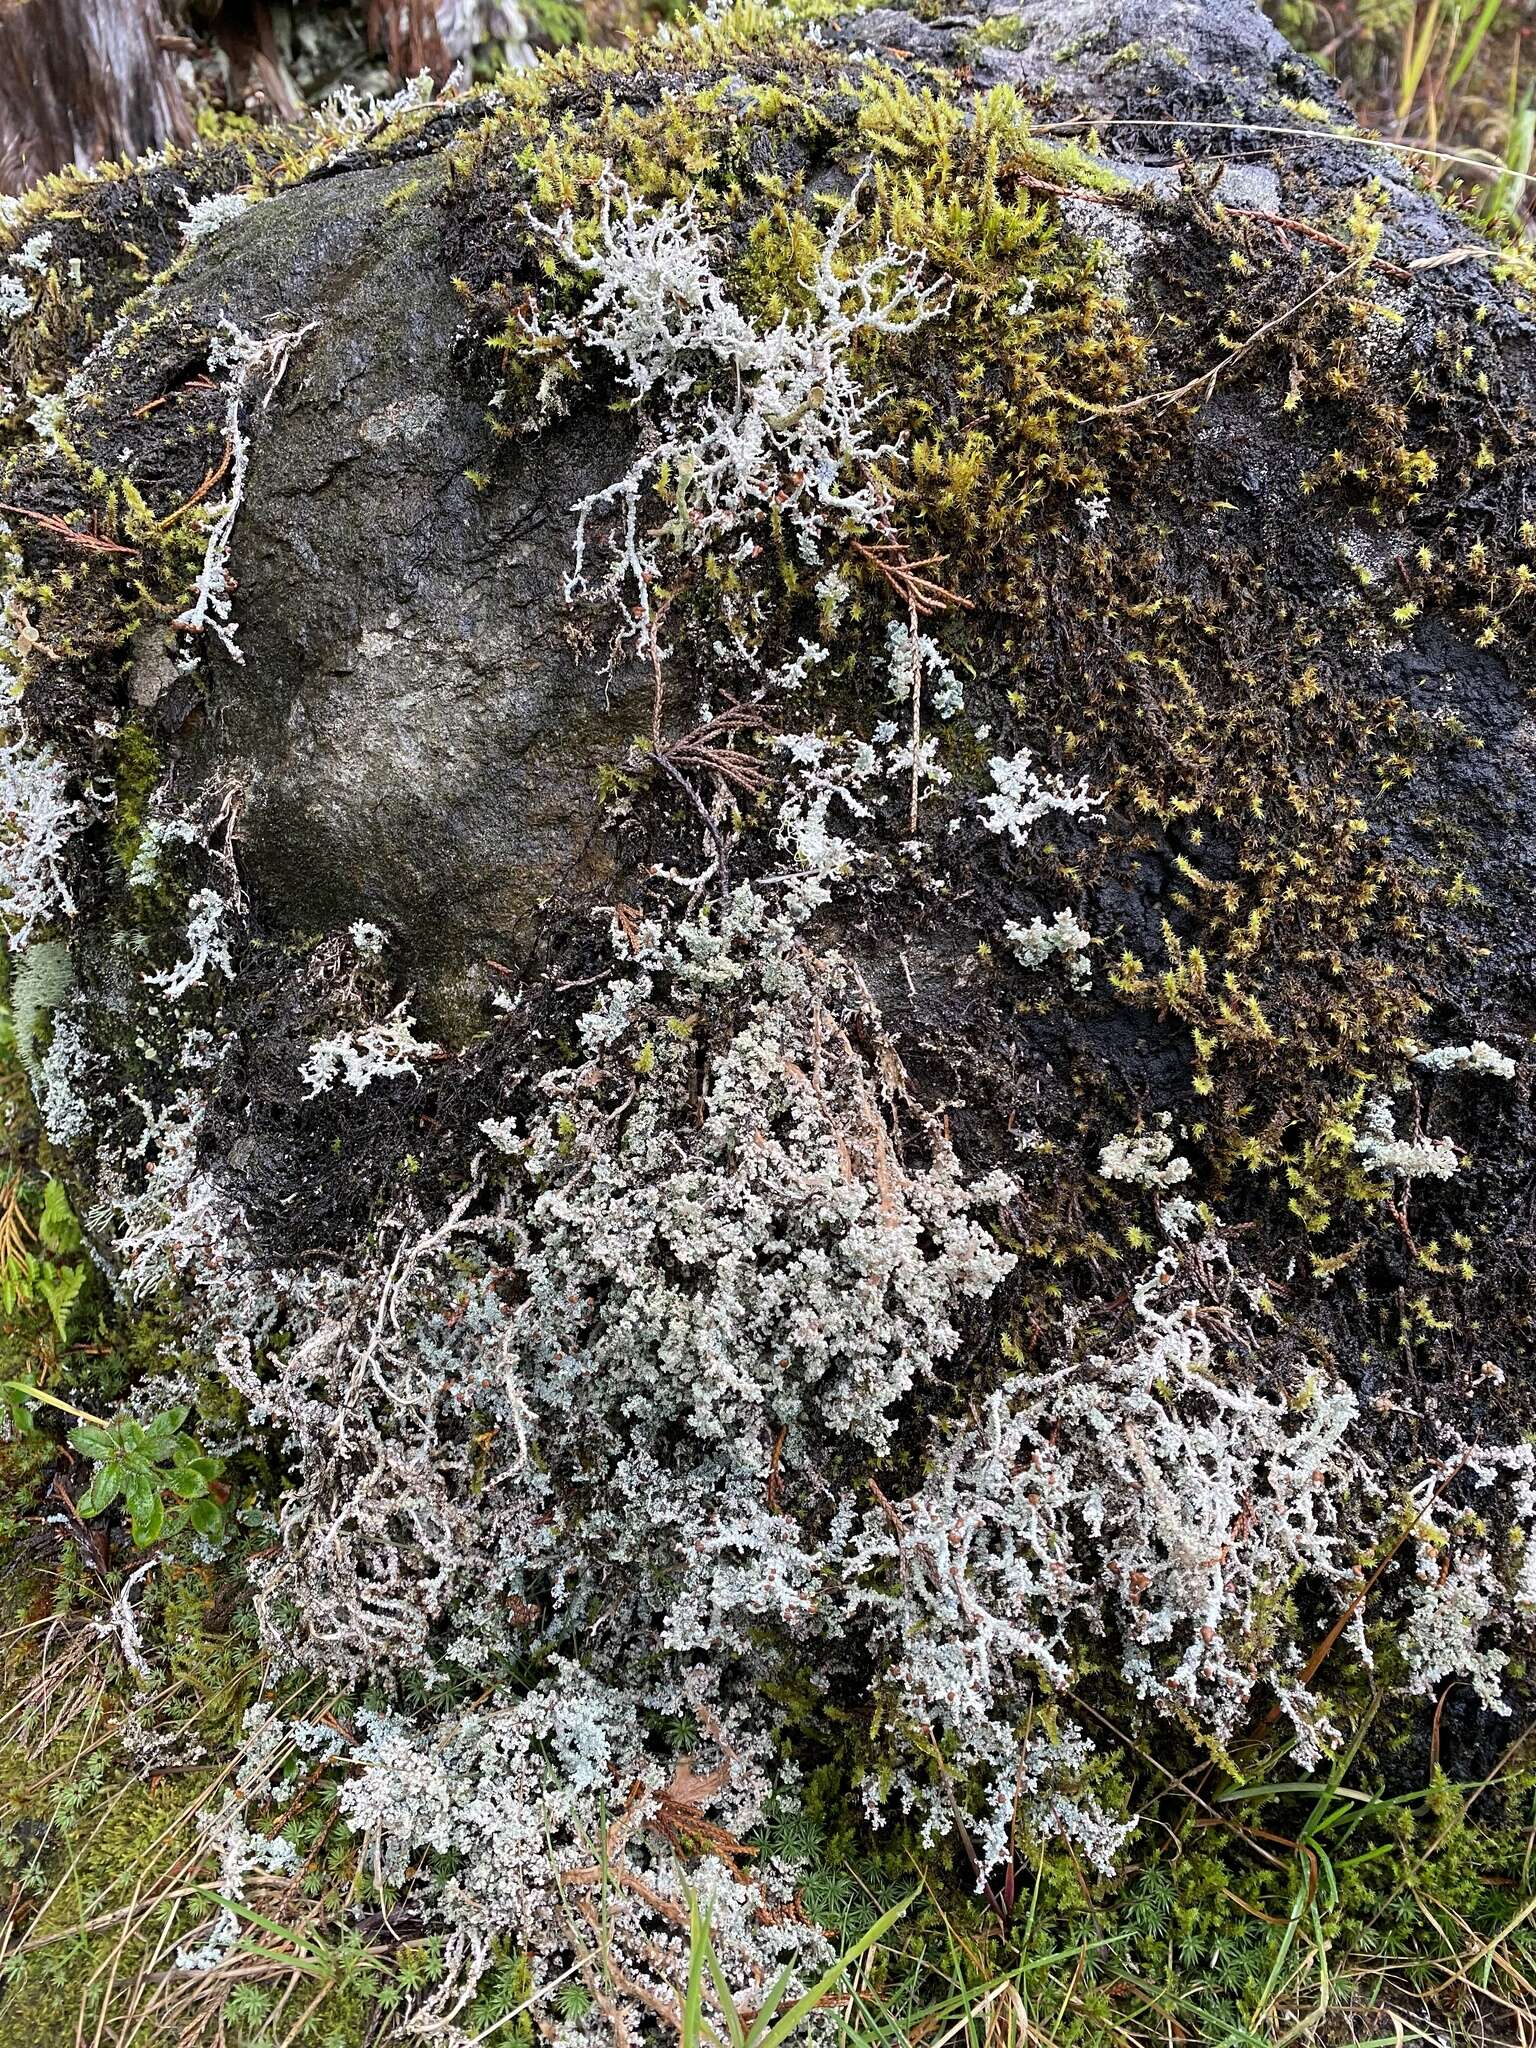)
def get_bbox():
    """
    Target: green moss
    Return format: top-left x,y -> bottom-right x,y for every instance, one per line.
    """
109,722 -> 162,876
961,13 -> 1036,53
0,139 -> 279,420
